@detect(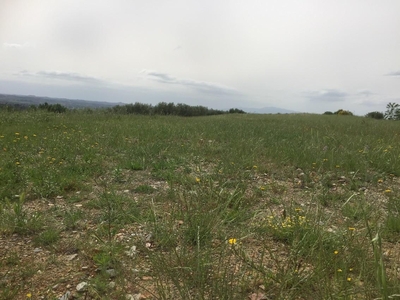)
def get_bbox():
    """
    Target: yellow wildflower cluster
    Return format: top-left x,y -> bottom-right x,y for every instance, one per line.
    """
267,212 -> 307,231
